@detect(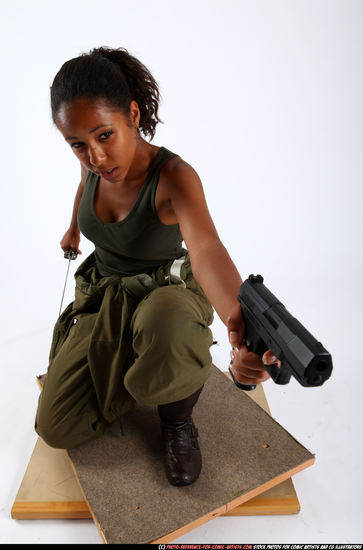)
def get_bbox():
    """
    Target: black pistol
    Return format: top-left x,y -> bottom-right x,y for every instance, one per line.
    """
229,274 -> 333,391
